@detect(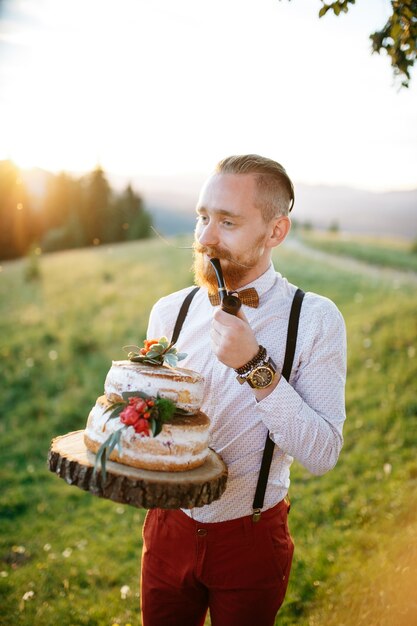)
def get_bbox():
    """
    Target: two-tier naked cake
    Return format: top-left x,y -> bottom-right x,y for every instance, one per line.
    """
84,338 -> 210,472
